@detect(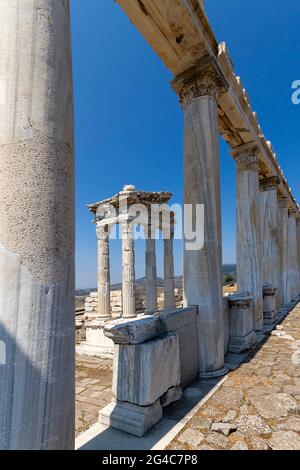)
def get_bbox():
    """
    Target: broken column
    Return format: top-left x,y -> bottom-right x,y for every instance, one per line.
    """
228,293 -> 256,353
172,64 -> 227,377
100,316 -> 181,437
0,0 -> 74,450
233,143 -> 263,332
